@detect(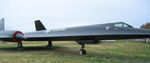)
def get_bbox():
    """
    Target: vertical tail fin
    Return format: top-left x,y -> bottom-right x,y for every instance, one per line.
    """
0,18 -> 5,31
35,20 -> 46,31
